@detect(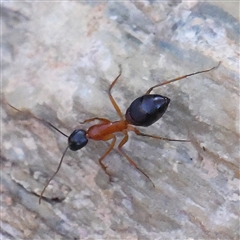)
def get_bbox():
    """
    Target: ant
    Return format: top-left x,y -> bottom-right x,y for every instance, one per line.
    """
7,62 -> 220,204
